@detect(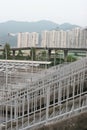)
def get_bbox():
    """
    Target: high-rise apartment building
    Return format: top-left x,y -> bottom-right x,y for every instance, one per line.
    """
41,31 -> 49,47
65,28 -> 87,48
66,30 -> 72,48
31,32 -> 39,47
60,30 -> 66,48
41,30 -> 66,48
17,32 -> 29,48
17,32 -> 39,48
17,28 -> 87,48
82,28 -> 87,48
